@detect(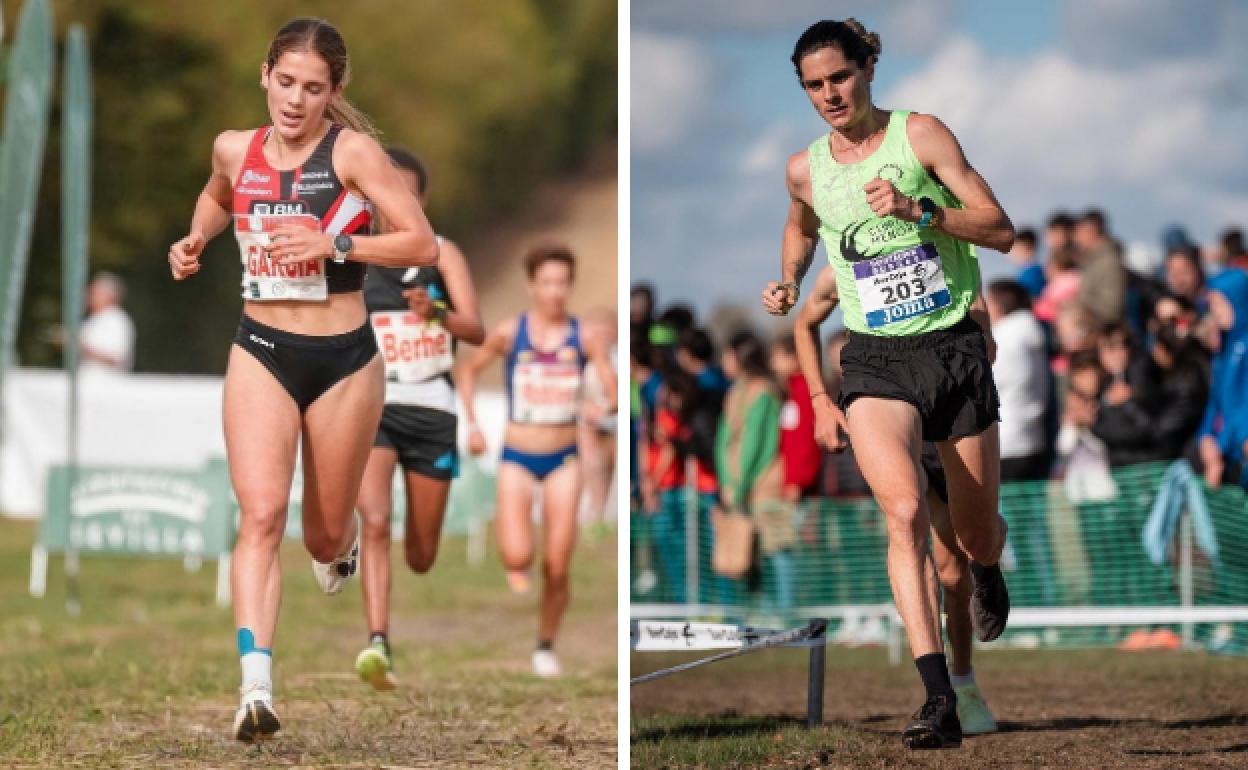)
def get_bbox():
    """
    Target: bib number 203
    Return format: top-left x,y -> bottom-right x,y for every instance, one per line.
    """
881,278 -> 926,305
